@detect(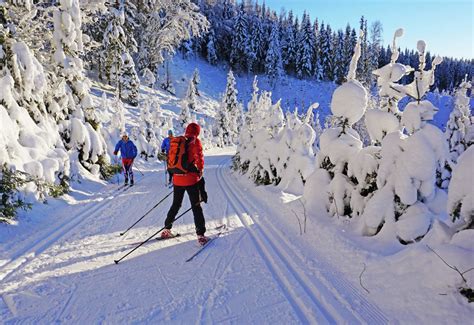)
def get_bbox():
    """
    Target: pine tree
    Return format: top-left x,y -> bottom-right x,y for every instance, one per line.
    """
119,53 -> 140,106
296,11 -> 314,78
101,5 -> 127,85
179,84 -> 194,129
281,10 -> 297,74
334,30 -> 345,84
136,0 -> 208,72
218,70 -> 242,144
52,0 -> 108,172
319,22 -> 334,80
265,22 -> 283,86
312,18 -> 323,80
254,15 -> 268,72
342,24 -> 354,78
180,77 -> 198,126
446,80 -> 472,164
357,16 -> 370,86
206,28 -> 218,65
142,68 -> 156,88
230,4 -> 249,71
192,68 -> 201,96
